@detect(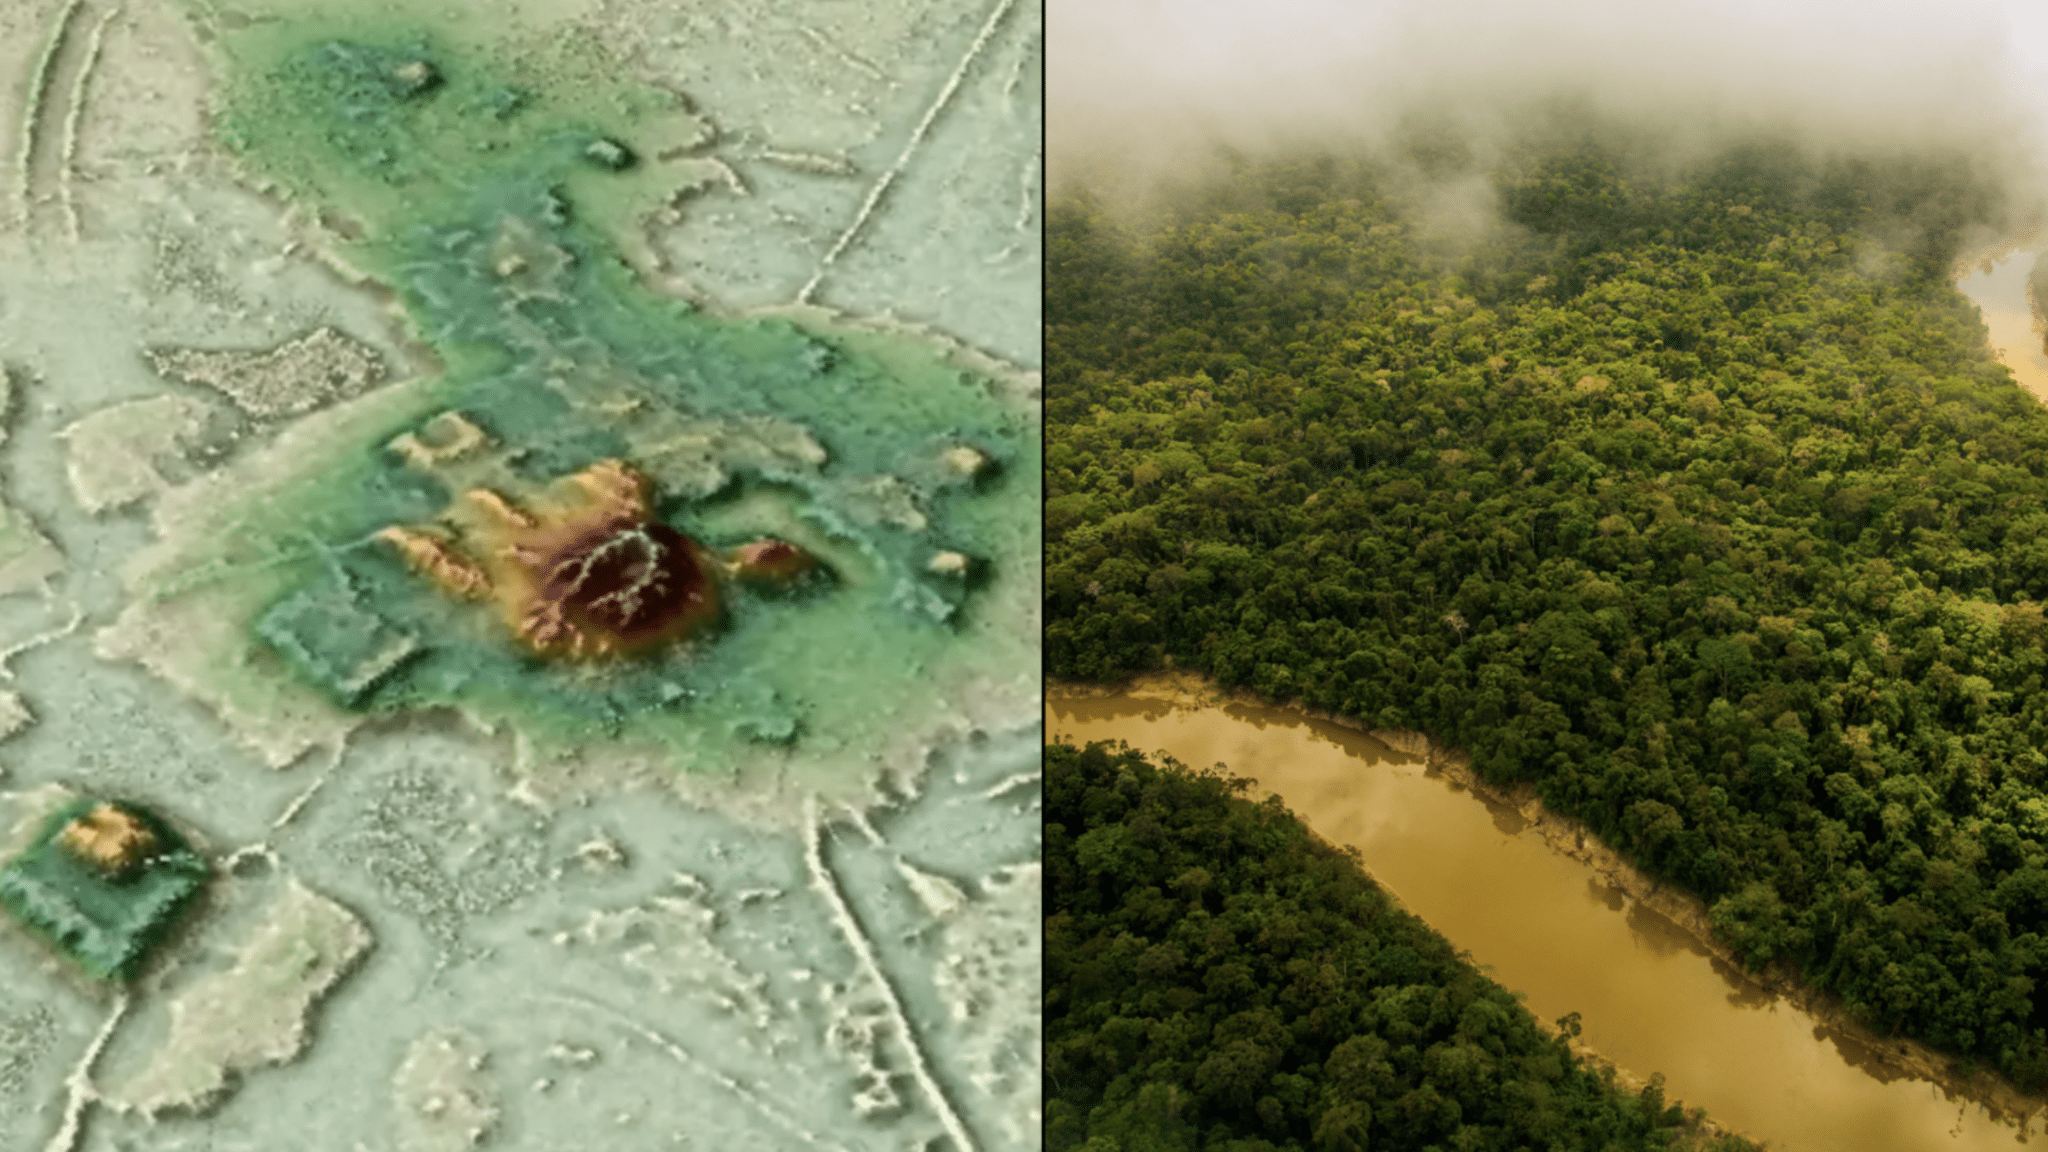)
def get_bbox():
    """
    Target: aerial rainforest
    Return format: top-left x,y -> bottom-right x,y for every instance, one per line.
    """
1045,110 -> 2048,1139
1046,739 -> 1760,1151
